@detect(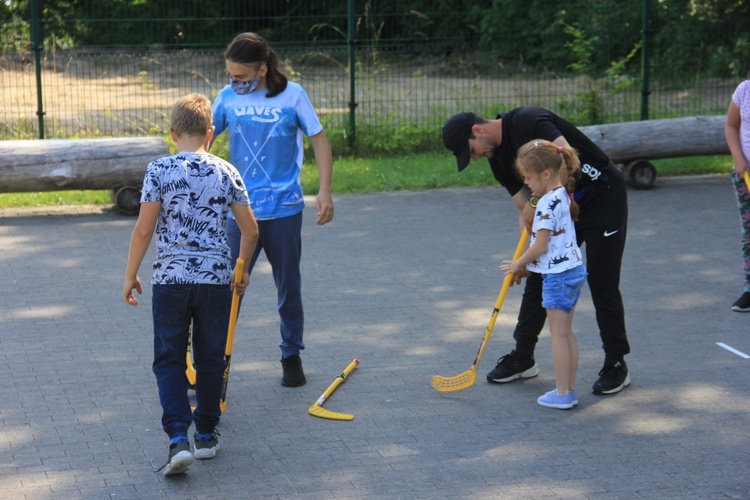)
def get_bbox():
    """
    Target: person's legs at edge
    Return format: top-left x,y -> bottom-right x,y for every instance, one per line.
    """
731,171 -> 750,311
